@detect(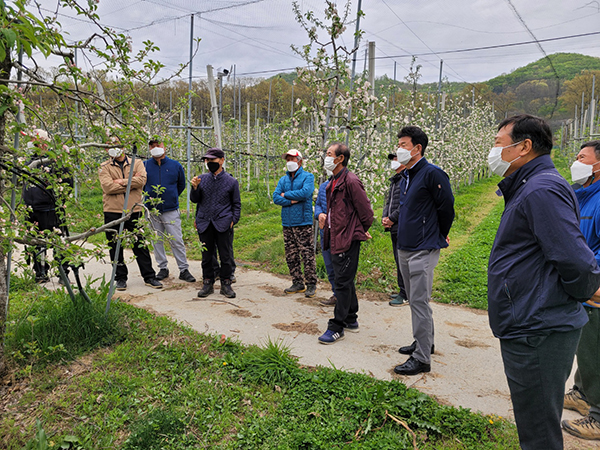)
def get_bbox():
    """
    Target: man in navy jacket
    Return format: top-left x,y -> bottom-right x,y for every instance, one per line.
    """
144,139 -> 195,283
487,115 -> 600,450
273,149 -> 317,298
190,148 -> 241,299
393,126 -> 454,376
